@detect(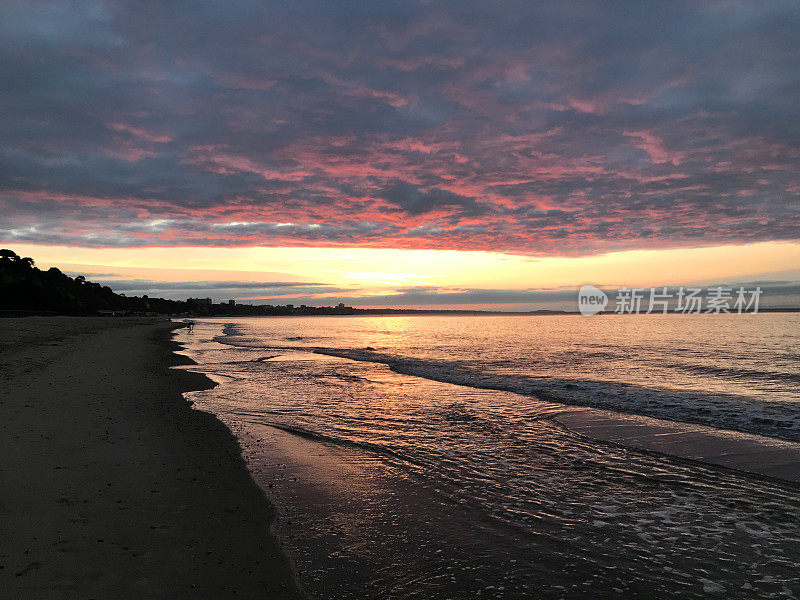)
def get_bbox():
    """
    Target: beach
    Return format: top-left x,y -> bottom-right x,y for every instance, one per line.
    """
3,314 -> 800,599
0,318 -> 302,599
